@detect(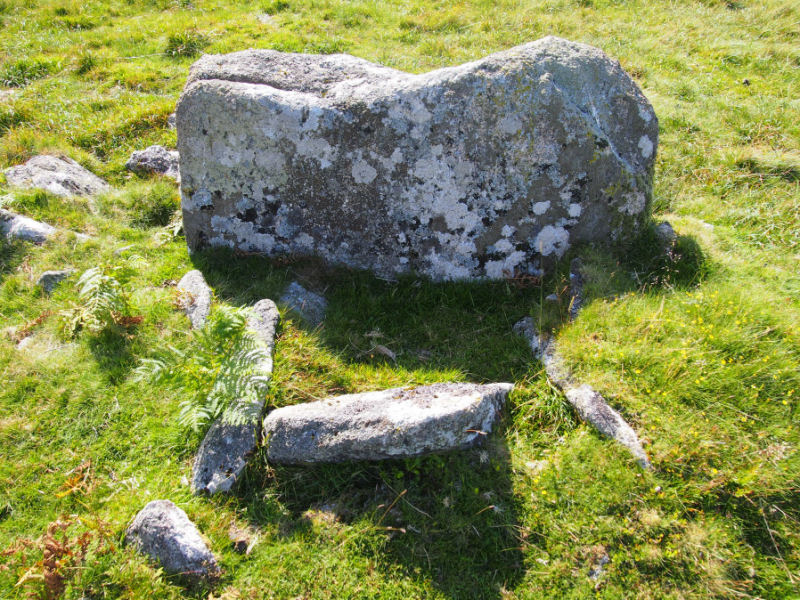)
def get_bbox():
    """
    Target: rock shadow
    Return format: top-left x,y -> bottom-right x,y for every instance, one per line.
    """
236,417 -> 525,600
